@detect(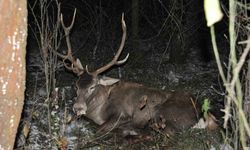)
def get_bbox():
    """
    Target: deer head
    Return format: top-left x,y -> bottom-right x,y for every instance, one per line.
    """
57,10 -> 129,117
